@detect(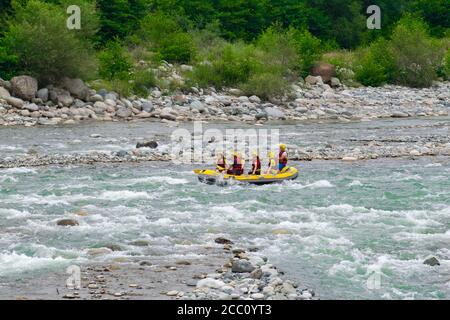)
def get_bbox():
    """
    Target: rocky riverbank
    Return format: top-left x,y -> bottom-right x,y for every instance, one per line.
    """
1,75 -> 449,127
3,238 -> 313,301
